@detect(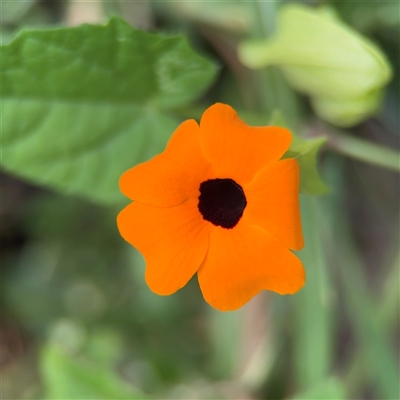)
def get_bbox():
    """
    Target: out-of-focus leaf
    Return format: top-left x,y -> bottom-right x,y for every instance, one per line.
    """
85,328 -> 124,365
1,17 -> 217,204
239,5 -> 392,126
291,376 -> 347,400
269,111 -> 329,196
41,344 -> 146,399
322,155 -> 400,399
335,0 -> 400,32
2,1 -> 34,24
335,229 -> 400,399
4,242 -> 65,333
156,0 -> 251,33
293,196 -> 334,389
208,307 -> 243,379
48,319 -> 87,354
